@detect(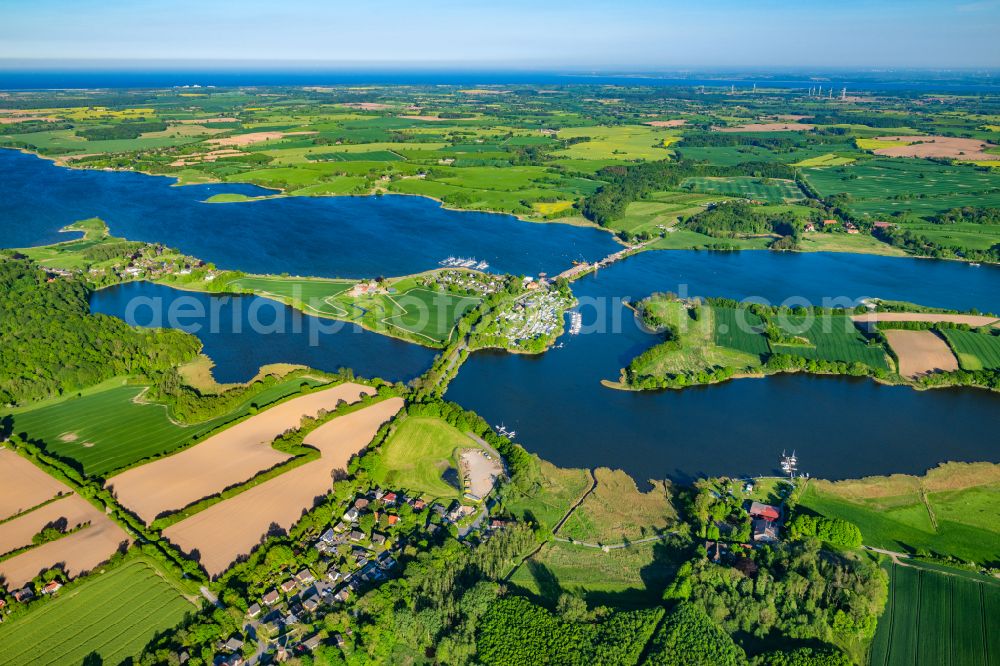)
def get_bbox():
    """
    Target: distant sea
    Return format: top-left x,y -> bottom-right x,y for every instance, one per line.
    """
1,69 -> 998,92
